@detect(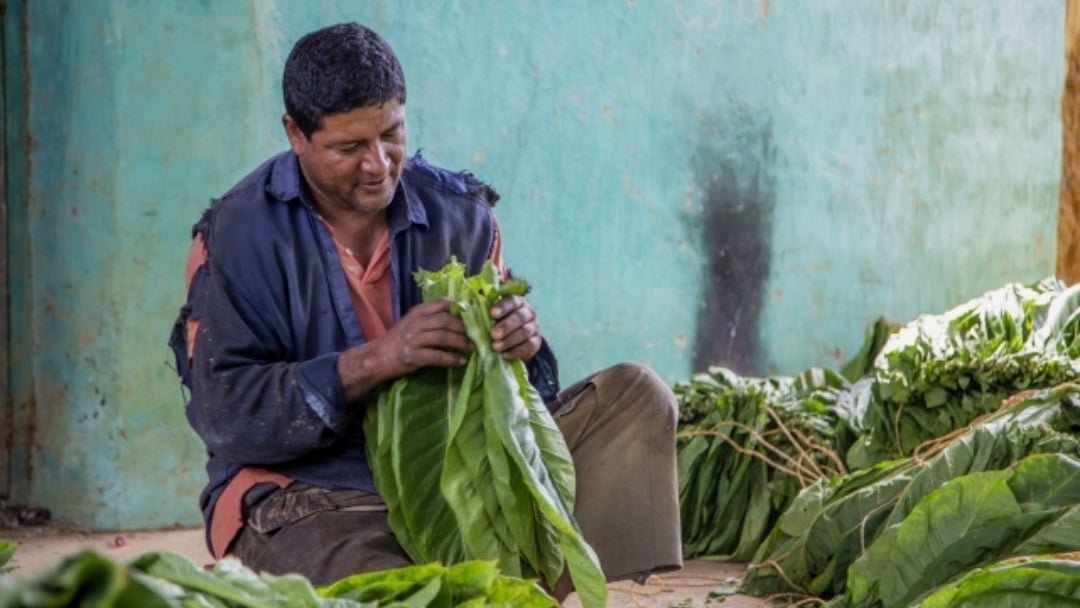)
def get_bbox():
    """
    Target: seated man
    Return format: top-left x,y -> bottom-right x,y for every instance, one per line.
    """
170,21 -> 682,597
